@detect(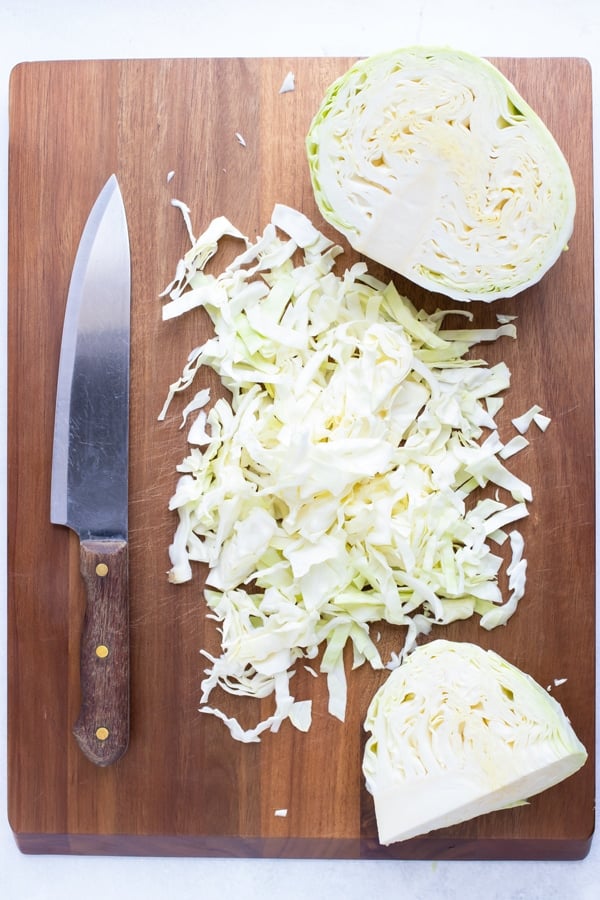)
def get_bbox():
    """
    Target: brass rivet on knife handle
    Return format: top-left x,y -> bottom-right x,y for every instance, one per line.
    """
96,563 -> 109,577
72,539 -> 130,766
